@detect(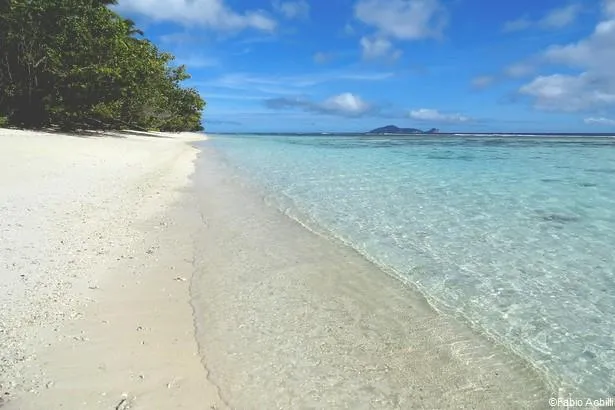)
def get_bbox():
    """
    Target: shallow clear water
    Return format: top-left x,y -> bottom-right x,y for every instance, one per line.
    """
208,134 -> 615,398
